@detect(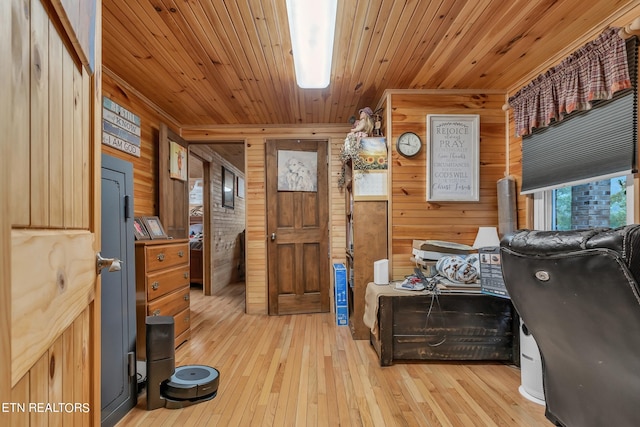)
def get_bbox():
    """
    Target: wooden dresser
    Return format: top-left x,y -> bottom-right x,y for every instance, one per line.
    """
135,238 -> 191,359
